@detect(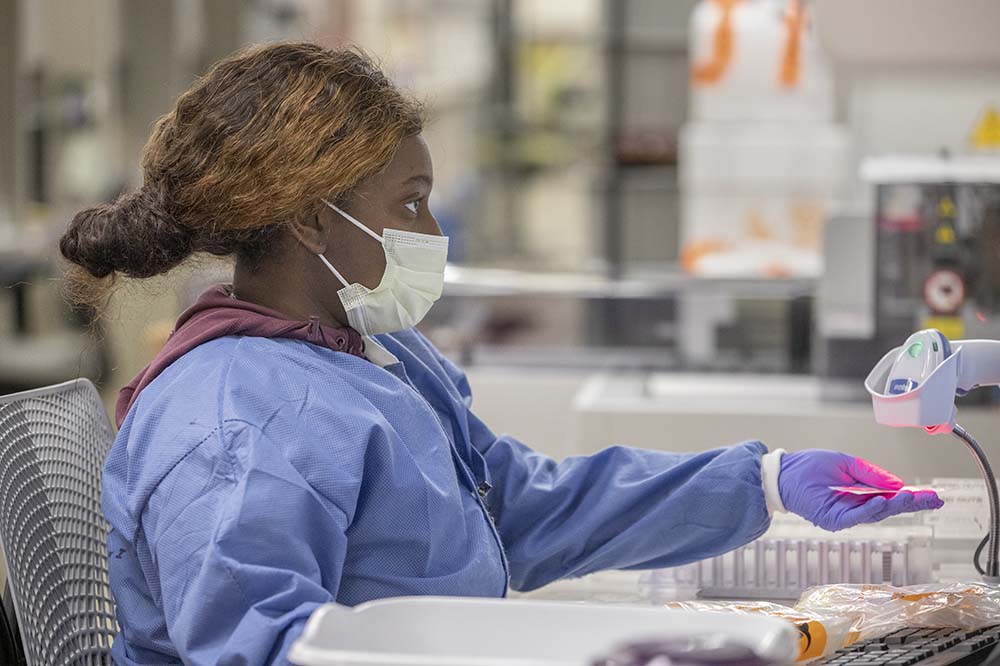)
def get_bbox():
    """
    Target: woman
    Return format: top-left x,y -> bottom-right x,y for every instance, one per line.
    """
60,43 -> 941,666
